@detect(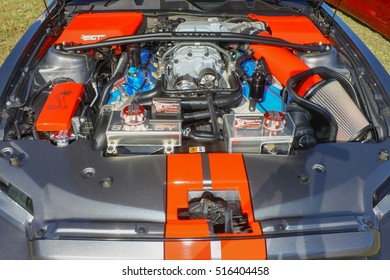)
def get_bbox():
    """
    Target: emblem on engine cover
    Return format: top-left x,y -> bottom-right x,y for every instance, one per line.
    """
81,34 -> 107,41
